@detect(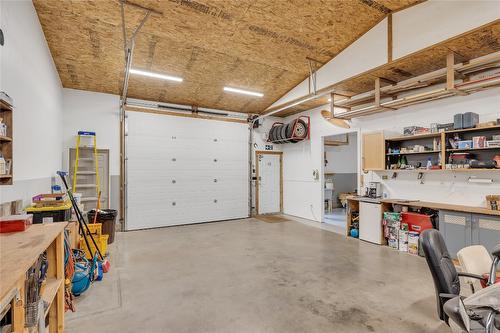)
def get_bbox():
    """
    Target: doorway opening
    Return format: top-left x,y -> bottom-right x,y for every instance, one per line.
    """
322,132 -> 358,233
255,151 -> 283,215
